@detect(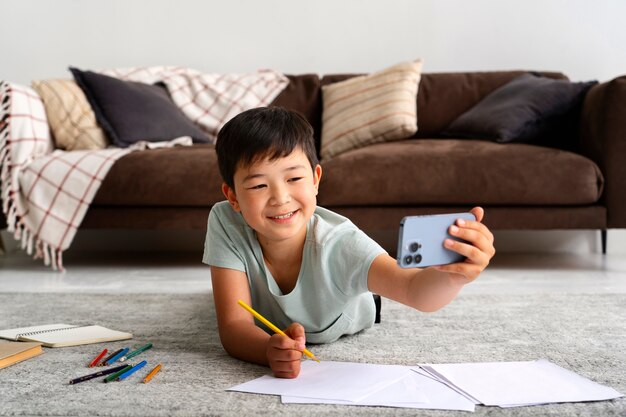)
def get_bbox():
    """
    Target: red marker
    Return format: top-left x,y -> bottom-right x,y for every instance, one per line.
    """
88,348 -> 108,368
